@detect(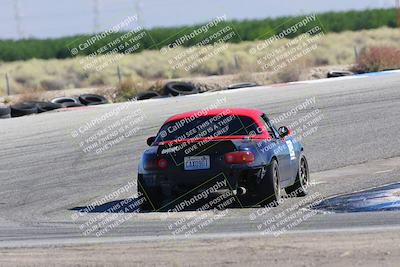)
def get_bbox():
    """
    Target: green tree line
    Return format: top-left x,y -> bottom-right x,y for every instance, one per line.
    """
0,8 -> 396,62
